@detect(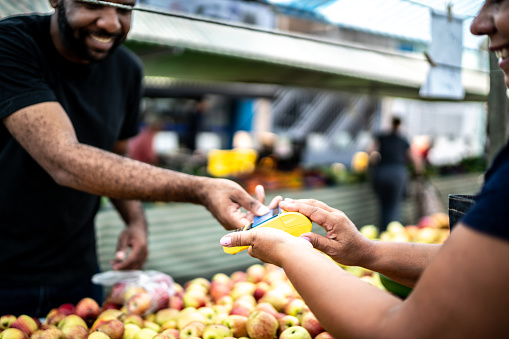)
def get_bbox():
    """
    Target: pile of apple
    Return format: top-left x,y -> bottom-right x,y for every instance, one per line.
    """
0,264 -> 334,339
